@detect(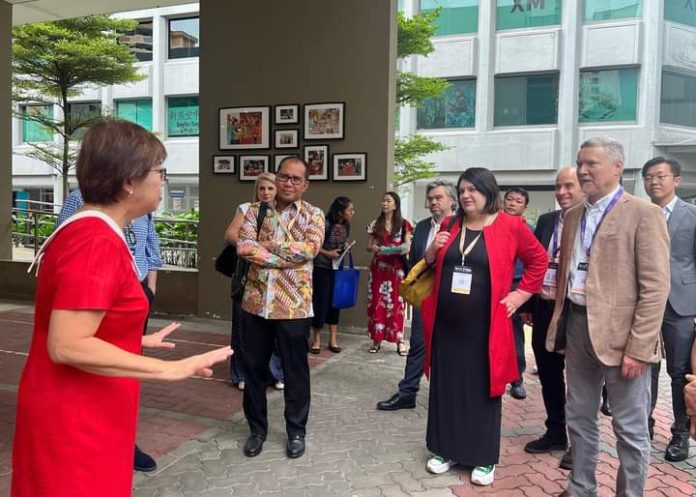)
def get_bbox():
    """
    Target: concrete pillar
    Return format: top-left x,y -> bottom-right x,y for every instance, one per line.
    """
0,1 -> 12,259
557,0 -> 582,167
